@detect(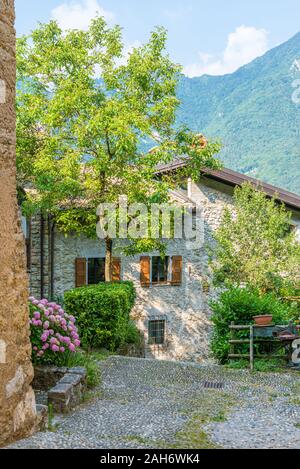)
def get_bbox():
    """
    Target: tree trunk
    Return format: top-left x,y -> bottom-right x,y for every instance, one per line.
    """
105,238 -> 113,282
